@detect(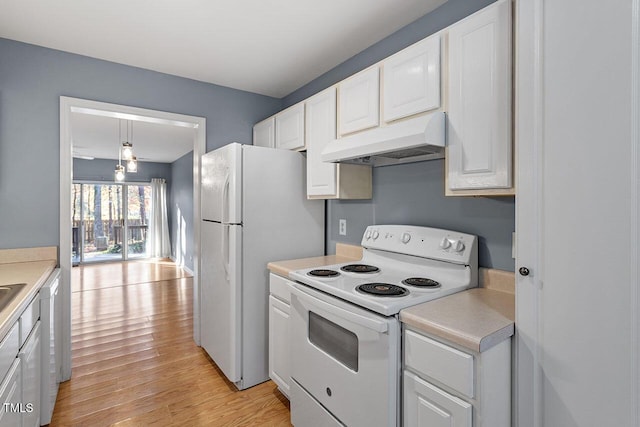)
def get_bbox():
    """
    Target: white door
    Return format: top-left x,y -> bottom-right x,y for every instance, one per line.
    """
20,321 -> 41,427
253,117 -> 275,148
382,33 -> 441,122
200,221 -> 241,383
516,1 -> 639,426
201,143 -> 242,224
268,295 -> 290,397
338,66 -> 380,135
306,87 -> 338,198
446,0 -> 511,190
404,371 -> 472,427
290,284 -> 399,427
275,103 -> 305,150
0,359 -> 21,427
